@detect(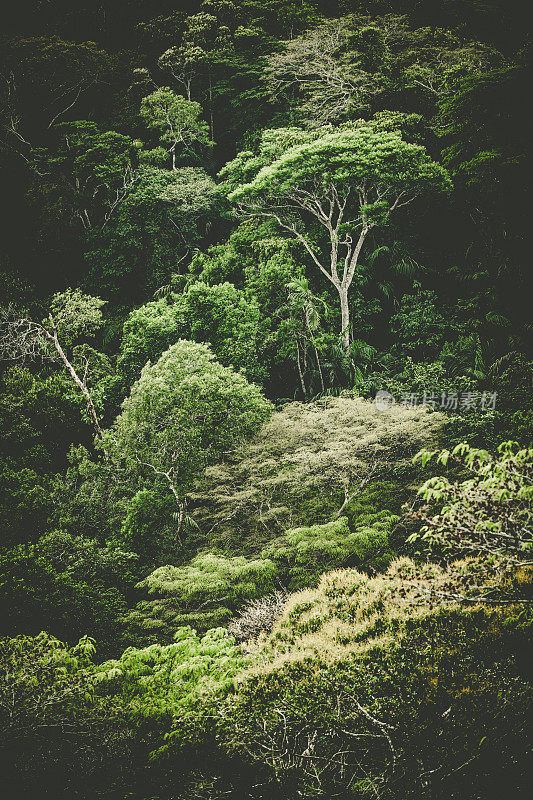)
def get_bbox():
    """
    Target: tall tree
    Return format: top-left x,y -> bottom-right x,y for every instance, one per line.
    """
139,88 -> 212,170
220,121 -> 450,351
106,339 -> 271,535
0,290 -> 108,440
